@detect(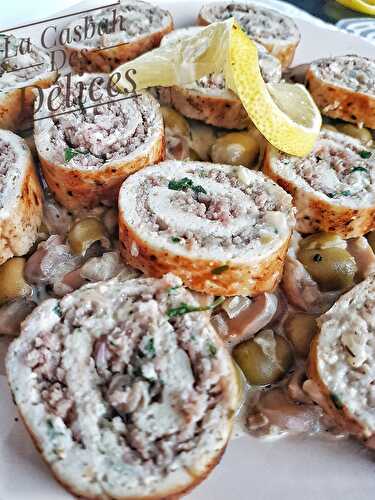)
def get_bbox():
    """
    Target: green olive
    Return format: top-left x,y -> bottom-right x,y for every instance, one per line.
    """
297,247 -> 357,292
336,123 -> 373,146
0,258 -> 32,305
284,313 -> 318,357
188,148 -> 201,161
210,132 -> 260,167
232,332 -> 293,386
160,106 -> 190,136
367,231 -> 375,254
322,124 -> 337,133
68,217 -> 109,256
299,232 -> 345,250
